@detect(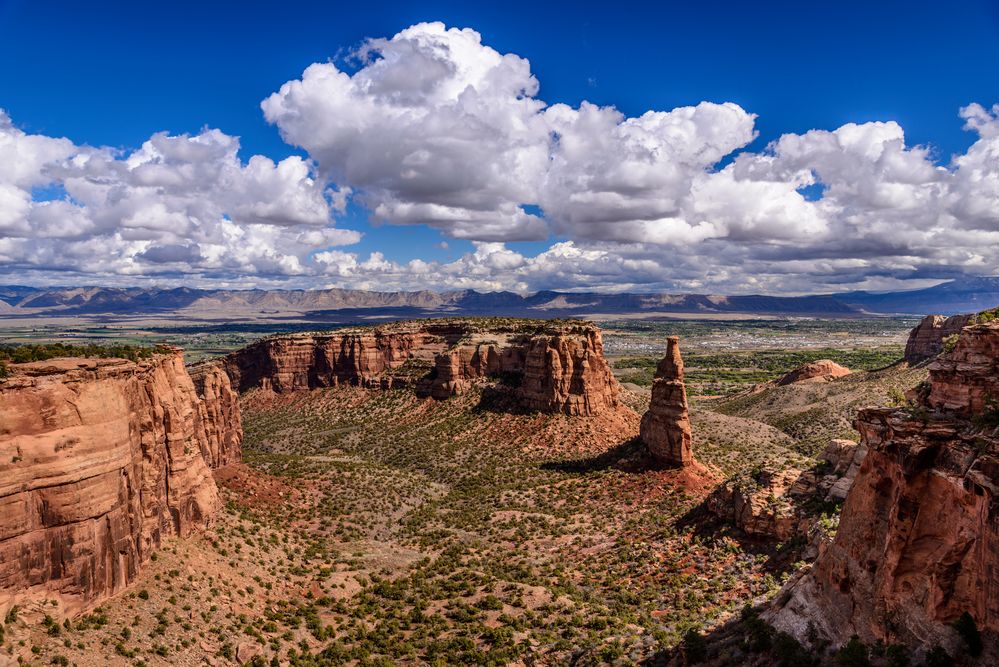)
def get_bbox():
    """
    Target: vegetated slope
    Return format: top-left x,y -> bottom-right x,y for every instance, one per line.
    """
710,364 -> 928,457
2,381 -> 814,666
